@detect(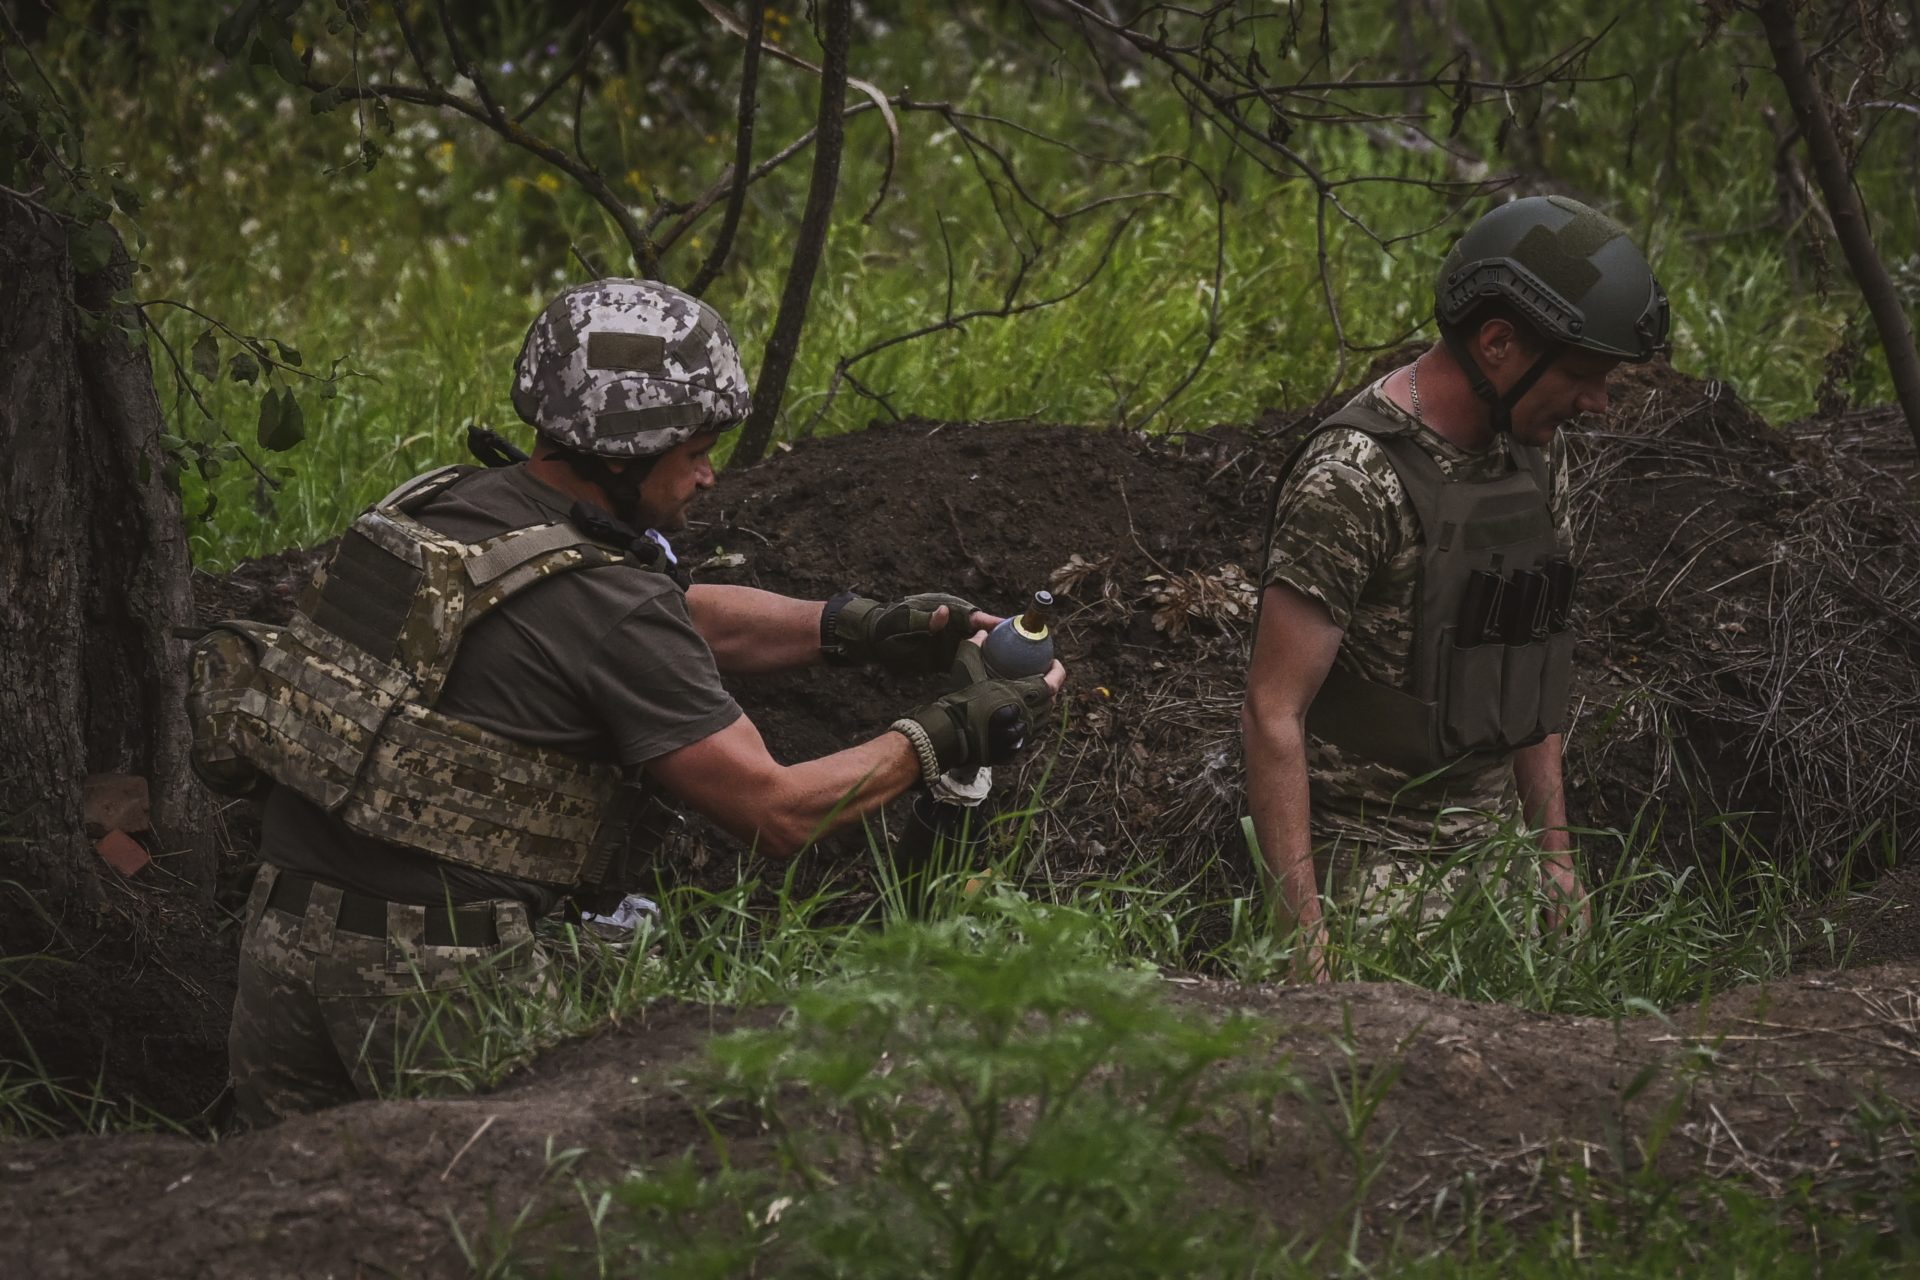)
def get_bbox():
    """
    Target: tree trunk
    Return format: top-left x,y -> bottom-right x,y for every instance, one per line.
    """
731,0 -> 851,467
1754,0 -> 1920,452
0,203 -> 215,910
